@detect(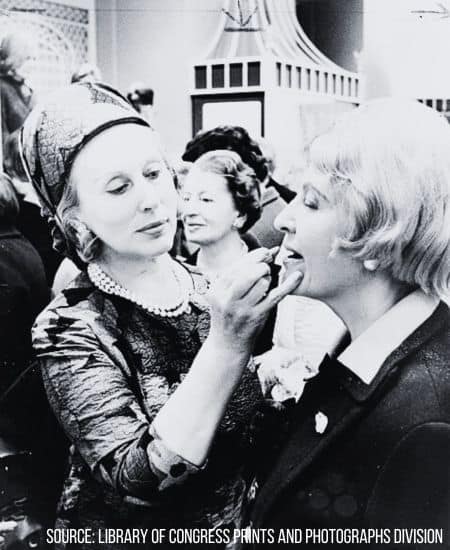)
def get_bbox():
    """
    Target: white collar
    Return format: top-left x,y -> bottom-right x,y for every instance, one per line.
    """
338,289 -> 439,384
